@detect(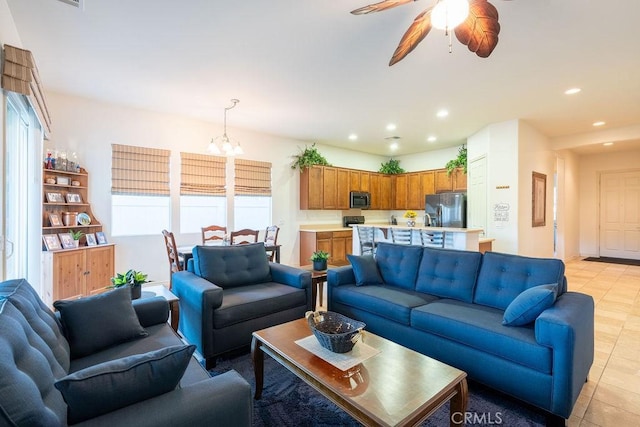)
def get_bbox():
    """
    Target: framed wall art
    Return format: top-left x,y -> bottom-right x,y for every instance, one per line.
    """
42,234 -> 62,251
532,172 -> 546,227
46,192 -> 64,203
